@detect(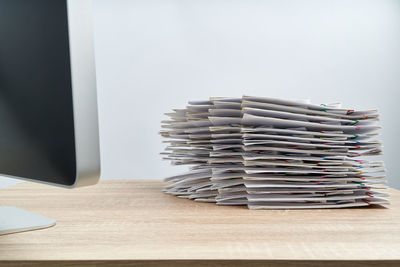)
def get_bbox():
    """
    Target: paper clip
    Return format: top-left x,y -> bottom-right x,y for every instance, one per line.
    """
362,199 -> 371,205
